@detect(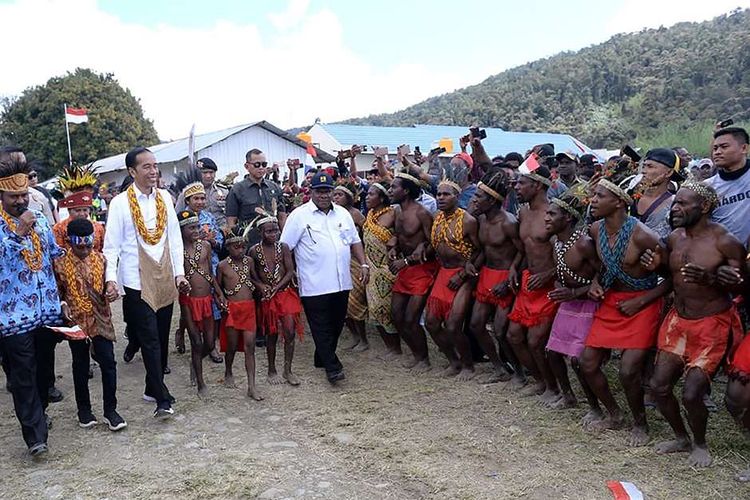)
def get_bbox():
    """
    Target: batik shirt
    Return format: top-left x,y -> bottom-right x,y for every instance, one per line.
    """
198,209 -> 223,274
0,209 -> 64,337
